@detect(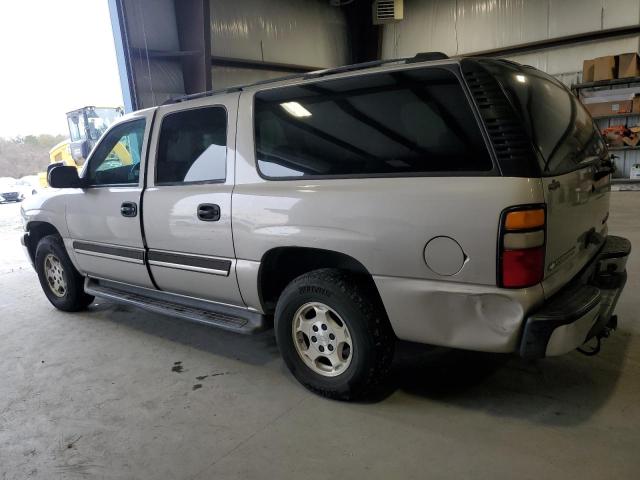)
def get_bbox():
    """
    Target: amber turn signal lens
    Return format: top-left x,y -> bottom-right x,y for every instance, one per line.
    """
504,209 -> 545,231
